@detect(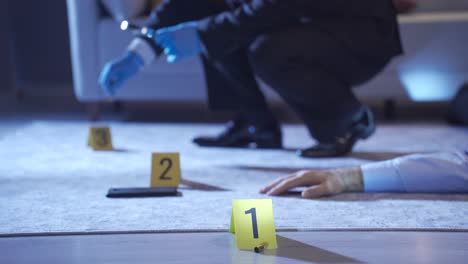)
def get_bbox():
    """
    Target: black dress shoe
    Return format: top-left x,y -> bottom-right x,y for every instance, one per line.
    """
193,118 -> 282,149
298,107 -> 375,158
